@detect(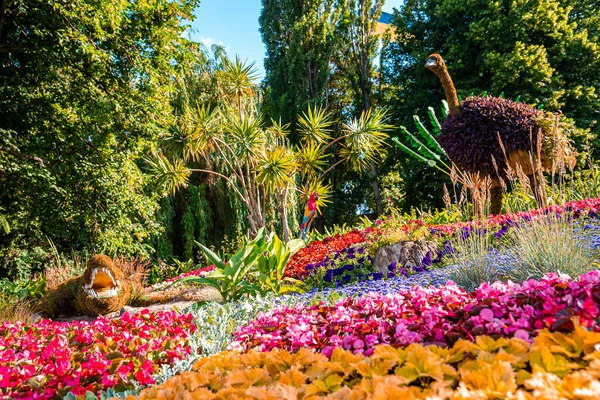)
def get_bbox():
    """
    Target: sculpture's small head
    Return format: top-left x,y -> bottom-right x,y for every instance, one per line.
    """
77,254 -> 131,316
425,54 -> 446,73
